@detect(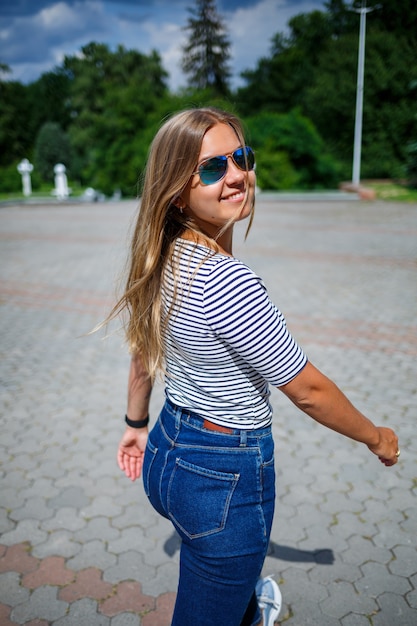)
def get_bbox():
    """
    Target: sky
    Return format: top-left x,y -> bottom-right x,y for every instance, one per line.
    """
0,0 -> 327,90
